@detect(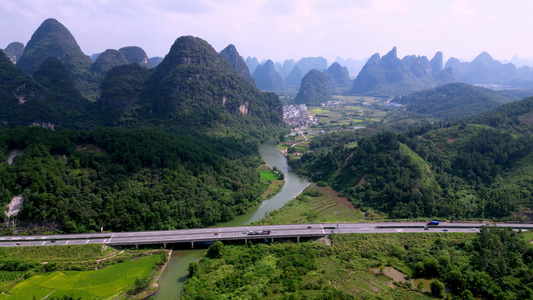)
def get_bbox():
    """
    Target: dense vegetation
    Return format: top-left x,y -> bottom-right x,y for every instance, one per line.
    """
290,98 -> 533,220
0,127 -> 270,232
183,228 -> 533,299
